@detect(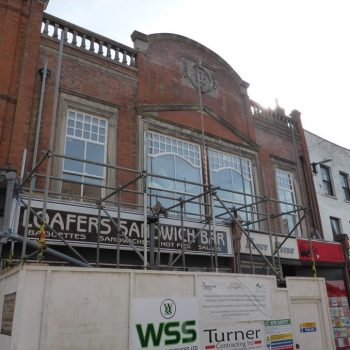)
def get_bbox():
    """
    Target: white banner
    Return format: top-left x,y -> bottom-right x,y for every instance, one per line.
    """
197,276 -> 272,322
131,297 -> 200,350
201,321 -> 266,350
